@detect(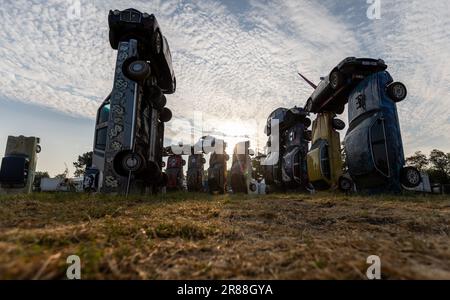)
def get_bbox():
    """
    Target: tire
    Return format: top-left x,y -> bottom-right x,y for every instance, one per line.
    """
330,70 -> 344,90
36,145 -> 42,154
124,60 -> 151,82
113,151 -> 145,176
303,117 -> 311,128
201,158 -> 206,164
387,82 -> 407,102
159,107 -> 172,123
338,176 -> 353,192
153,94 -> 167,110
304,130 -> 312,142
332,118 -> 346,131
149,86 -> 163,101
249,183 -> 257,192
401,167 -> 421,188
